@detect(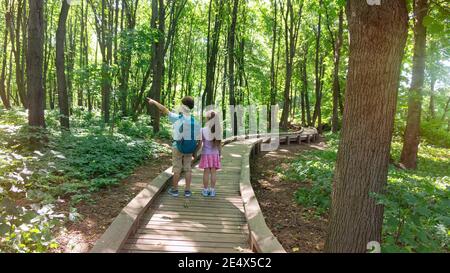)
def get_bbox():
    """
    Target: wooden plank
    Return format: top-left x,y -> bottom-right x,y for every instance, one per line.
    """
159,195 -> 243,203
159,200 -> 244,210
144,212 -> 245,221
141,221 -> 247,231
130,233 -> 247,244
122,243 -> 251,253
139,225 -> 248,234
135,229 -> 249,240
142,216 -> 246,226
152,204 -> 244,214
126,238 -> 248,249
